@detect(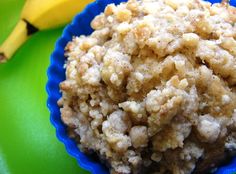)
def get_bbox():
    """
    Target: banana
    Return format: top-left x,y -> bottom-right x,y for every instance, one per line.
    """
0,0 -> 93,63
